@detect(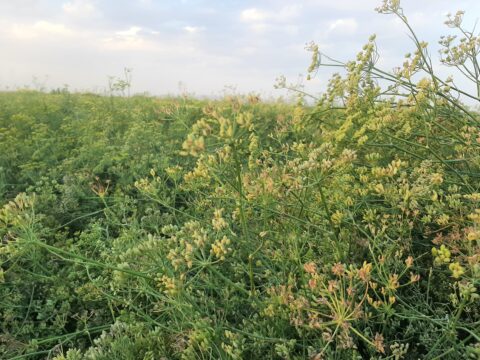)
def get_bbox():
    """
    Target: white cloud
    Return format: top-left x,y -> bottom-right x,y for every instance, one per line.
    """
7,21 -> 74,40
328,18 -> 358,35
240,5 -> 302,34
102,26 -> 155,50
103,27 -> 174,51
306,0 -> 377,11
102,37 -> 154,51
183,26 -> 205,34
34,21 -> 73,35
115,26 -> 142,39
241,5 -> 301,23
2,0 -> 478,98
241,8 -> 267,22
240,5 -> 302,23
62,0 -> 97,17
